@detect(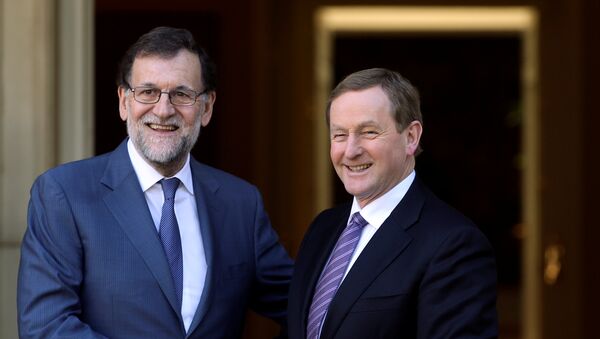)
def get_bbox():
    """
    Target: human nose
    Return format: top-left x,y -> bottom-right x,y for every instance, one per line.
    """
153,92 -> 175,117
344,134 -> 363,158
